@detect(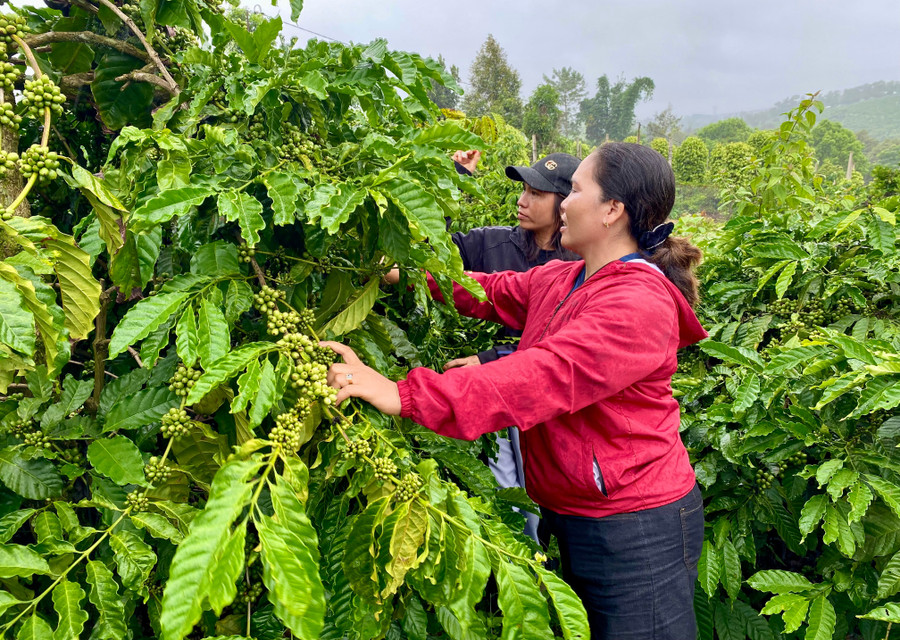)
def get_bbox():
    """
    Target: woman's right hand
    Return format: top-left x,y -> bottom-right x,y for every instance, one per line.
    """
443,355 -> 481,370
382,268 -> 400,285
452,150 -> 481,173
